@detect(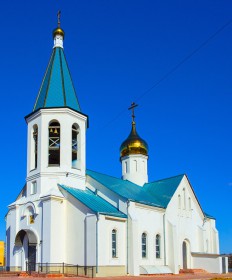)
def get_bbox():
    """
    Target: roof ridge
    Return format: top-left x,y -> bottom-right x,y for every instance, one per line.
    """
62,50 -> 81,111
33,49 -> 55,111
147,173 -> 185,184
87,169 -> 122,181
59,184 -> 127,218
87,169 -> 141,187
